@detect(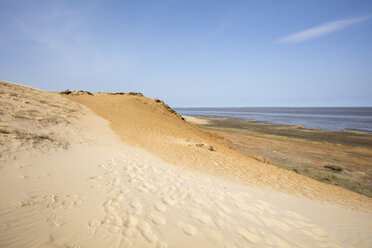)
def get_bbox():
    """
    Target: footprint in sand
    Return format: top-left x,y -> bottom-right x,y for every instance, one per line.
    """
129,200 -> 143,215
148,212 -> 166,225
112,216 -> 123,226
17,196 -> 39,207
88,219 -> 101,227
238,192 -> 251,199
157,241 -> 169,248
191,213 -> 212,224
180,224 -> 198,236
119,186 -> 128,194
139,186 -> 149,193
42,193 -> 82,209
124,215 -> 138,228
303,227 -> 328,242
47,214 -> 64,227
216,209 -> 232,222
154,202 -> 167,212
311,227 -> 328,237
109,225 -> 120,234
235,201 -> 259,213
243,212 -> 262,226
191,198 -> 209,207
141,229 -> 158,243
284,210 -> 309,221
214,194 -> 225,201
236,227 -> 261,244
224,241 -> 238,248
86,220 -> 101,237
88,175 -> 102,181
205,229 -> 223,243
131,200 -> 143,209
137,221 -> 158,243
170,192 -> 188,202
122,227 -> 136,237
260,216 -> 292,232
118,237 -> 132,248
63,243 -> 81,248
266,235 -> 292,248
142,182 -> 155,190
161,196 -> 177,206
219,204 -> 232,214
